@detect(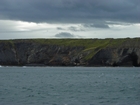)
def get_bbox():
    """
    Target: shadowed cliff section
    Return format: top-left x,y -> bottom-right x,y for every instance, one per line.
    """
0,38 -> 140,66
